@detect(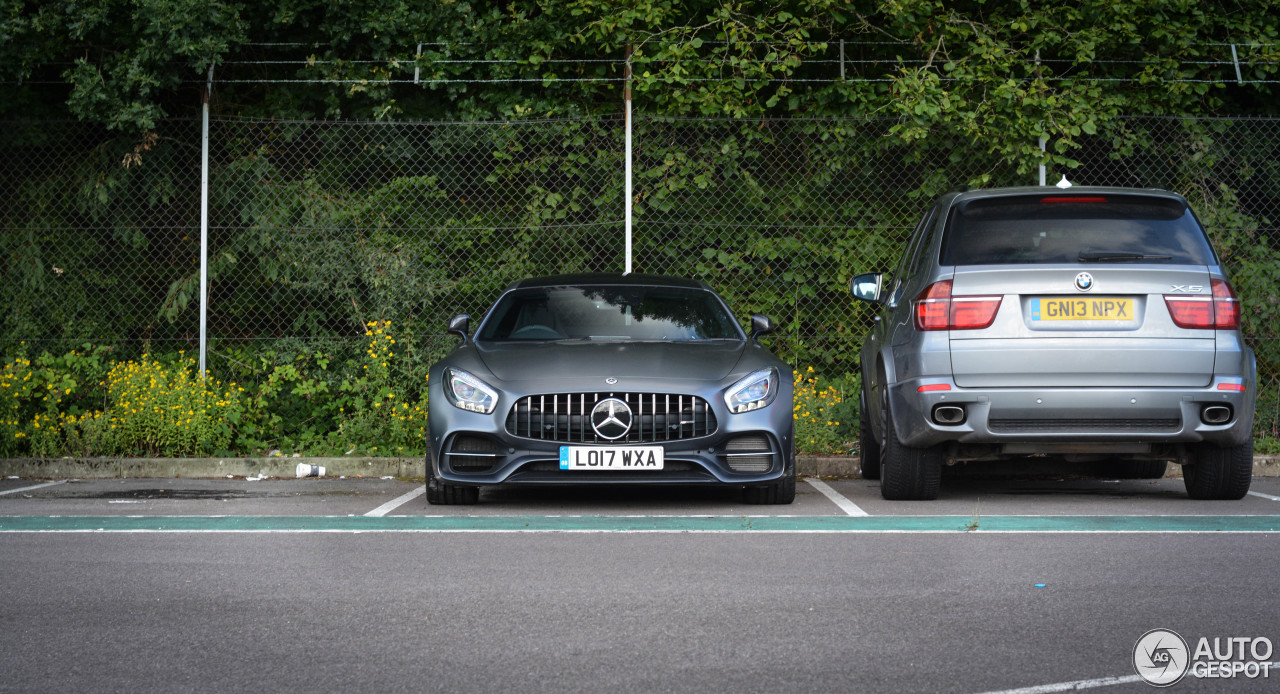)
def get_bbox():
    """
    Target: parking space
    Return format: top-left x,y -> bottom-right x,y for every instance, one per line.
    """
0,476 -> 837,517
819,475 -> 1280,517
2,472 -> 1278,520
0,477 -> 415,517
